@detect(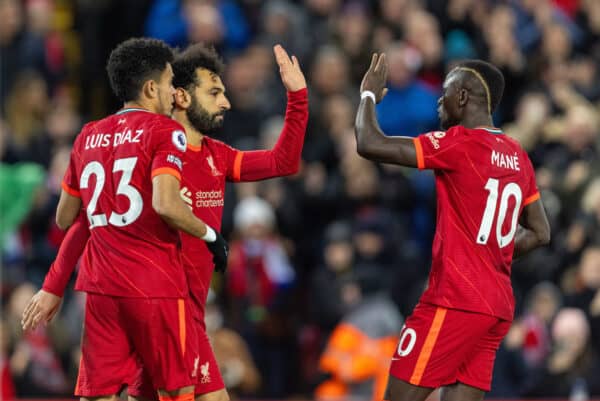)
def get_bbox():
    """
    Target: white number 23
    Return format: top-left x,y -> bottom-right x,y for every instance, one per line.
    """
80,157 -> 143,228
